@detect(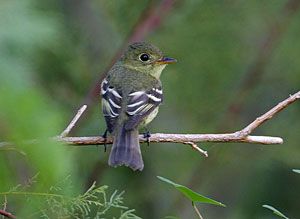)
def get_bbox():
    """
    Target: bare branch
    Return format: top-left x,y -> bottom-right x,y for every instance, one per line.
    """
57,134 -> 283,146
60,105 -> 87,137
56,91 -> 299,147
1,92 -> 299,153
